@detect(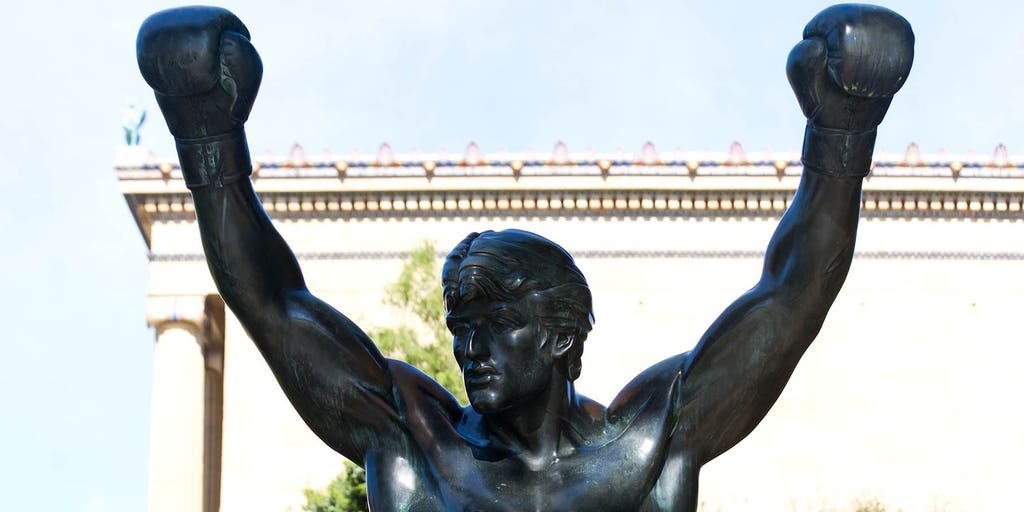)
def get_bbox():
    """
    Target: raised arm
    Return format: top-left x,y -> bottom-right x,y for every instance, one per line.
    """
137,7 -> 409,462
668,5 -> 915,466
